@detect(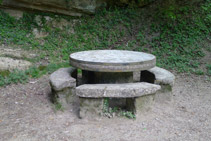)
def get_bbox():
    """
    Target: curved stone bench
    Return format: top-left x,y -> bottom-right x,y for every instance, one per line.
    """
76,82 -> 161,118
49,67 -> 77,109
140,67 -> 175,103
